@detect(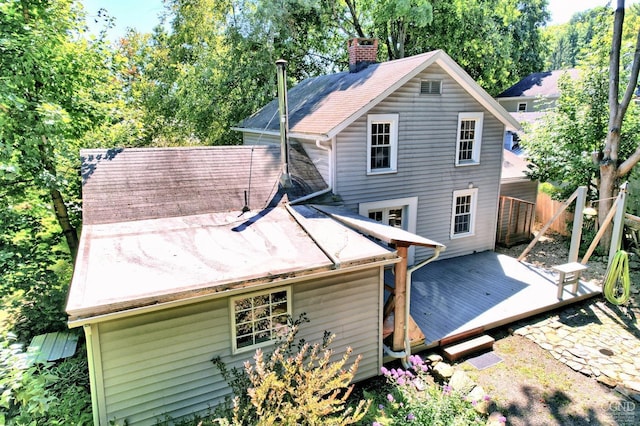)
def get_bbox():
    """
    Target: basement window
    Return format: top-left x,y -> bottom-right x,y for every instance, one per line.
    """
420,80 -> 442,95
231,287 -> 291,354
